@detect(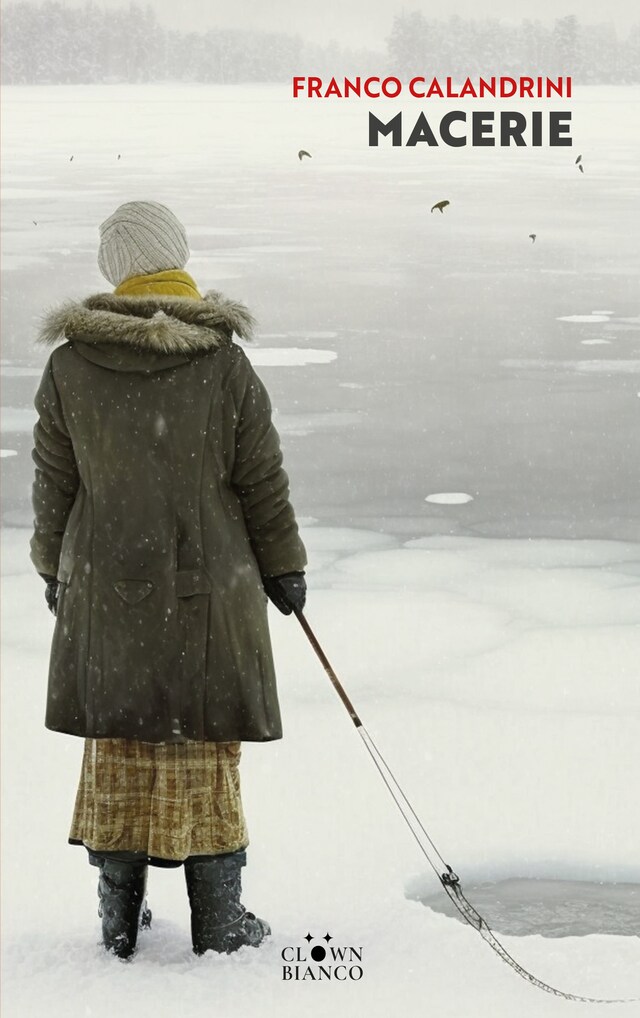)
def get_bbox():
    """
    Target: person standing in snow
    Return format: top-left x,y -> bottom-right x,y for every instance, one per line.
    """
29,200 -> 307,960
